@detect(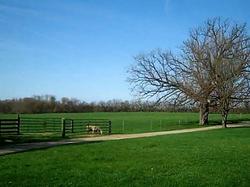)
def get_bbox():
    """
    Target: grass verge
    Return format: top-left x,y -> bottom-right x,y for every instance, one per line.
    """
0,127 -> 249,186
